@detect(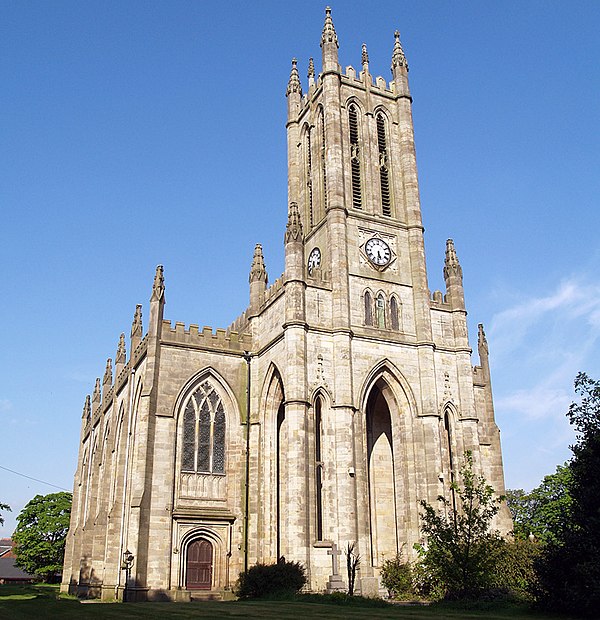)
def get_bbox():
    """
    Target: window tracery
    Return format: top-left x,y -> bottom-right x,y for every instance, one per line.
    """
181,381 -> 226,474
